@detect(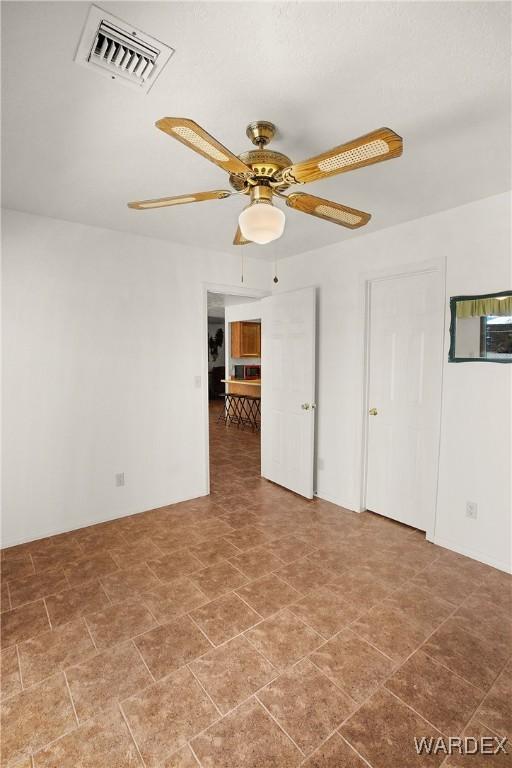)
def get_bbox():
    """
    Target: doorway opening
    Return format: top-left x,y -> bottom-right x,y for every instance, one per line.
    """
204,285 -> 318,501
206,291 -> 263,497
